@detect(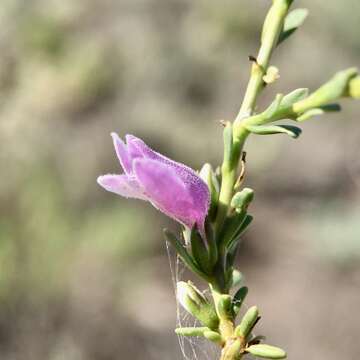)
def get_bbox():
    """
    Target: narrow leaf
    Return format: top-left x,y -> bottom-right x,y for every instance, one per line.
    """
235,306 -> 259,338
264,94 -> 284,118
164,229 -> 206,278
175,327 -> 209,337
232,286 -> 248,316
203,330 -> 223,344
245,124 -> 302,138
227,214 -> 254,265
190,226 -> 212,275
220,211 -> 248,249
296,104 -> 340,122
296,108 -> 324,121
278,8 -> 309,45
246,344 -> 287,359
281,88 -> 309,108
